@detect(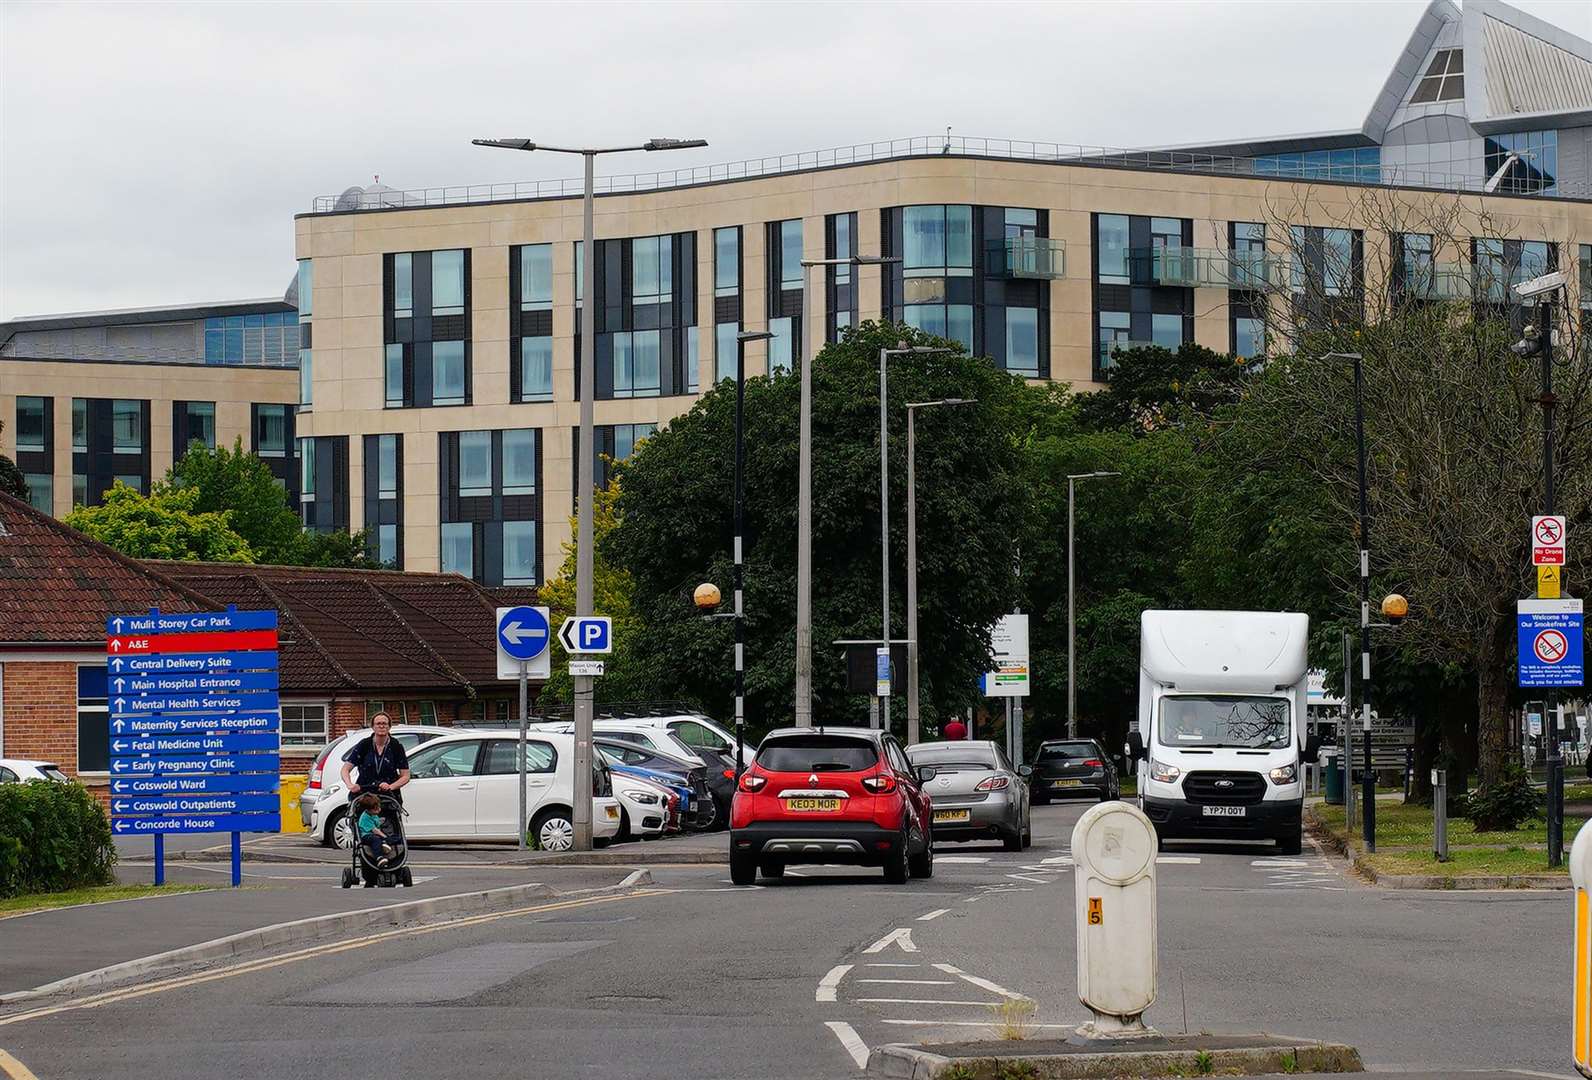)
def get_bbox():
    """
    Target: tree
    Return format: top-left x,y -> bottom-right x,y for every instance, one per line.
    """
537,477 -> 648,704
0,420 -> 27,501
66,482 -> 253,563
609,321 -> 1032,735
